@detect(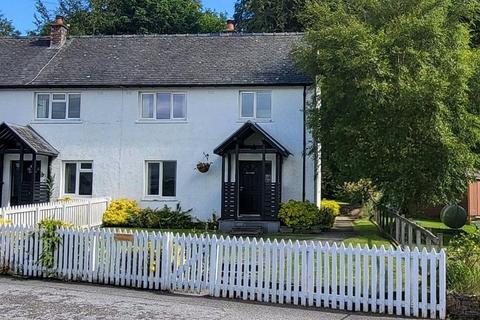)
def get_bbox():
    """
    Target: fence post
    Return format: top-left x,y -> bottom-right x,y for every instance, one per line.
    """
87,200 -> 92,228
208,235 -> 218,296
160,232 -> 172,290
35,207 -> 40,225
61,202 -> 66,222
